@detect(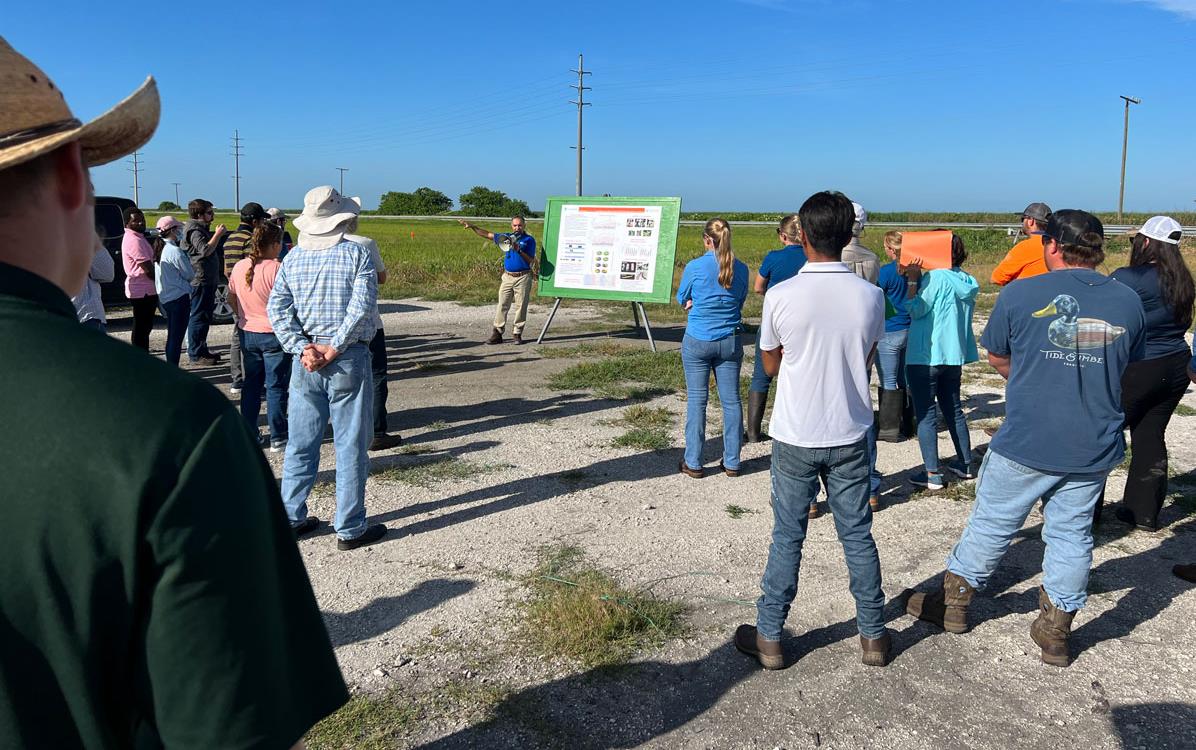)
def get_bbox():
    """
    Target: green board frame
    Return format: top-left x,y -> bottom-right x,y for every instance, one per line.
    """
537,196 -> 682,304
